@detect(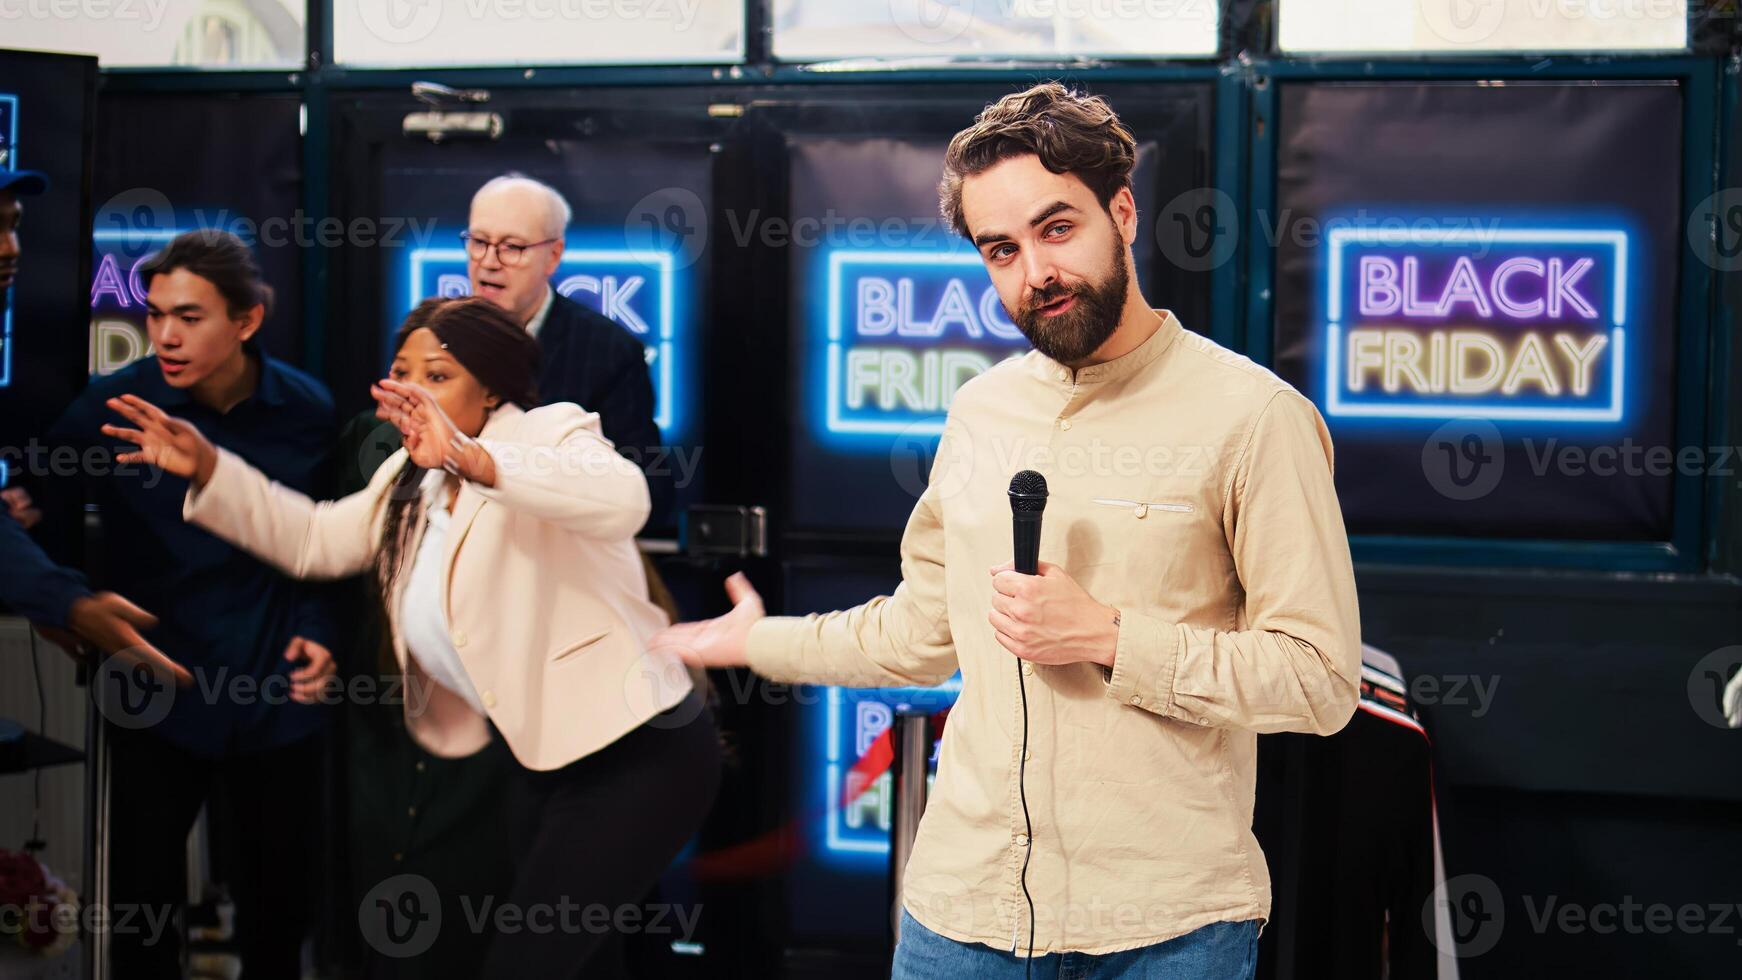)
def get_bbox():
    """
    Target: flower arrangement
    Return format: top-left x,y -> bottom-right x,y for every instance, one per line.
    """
0,849 -> 77,958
